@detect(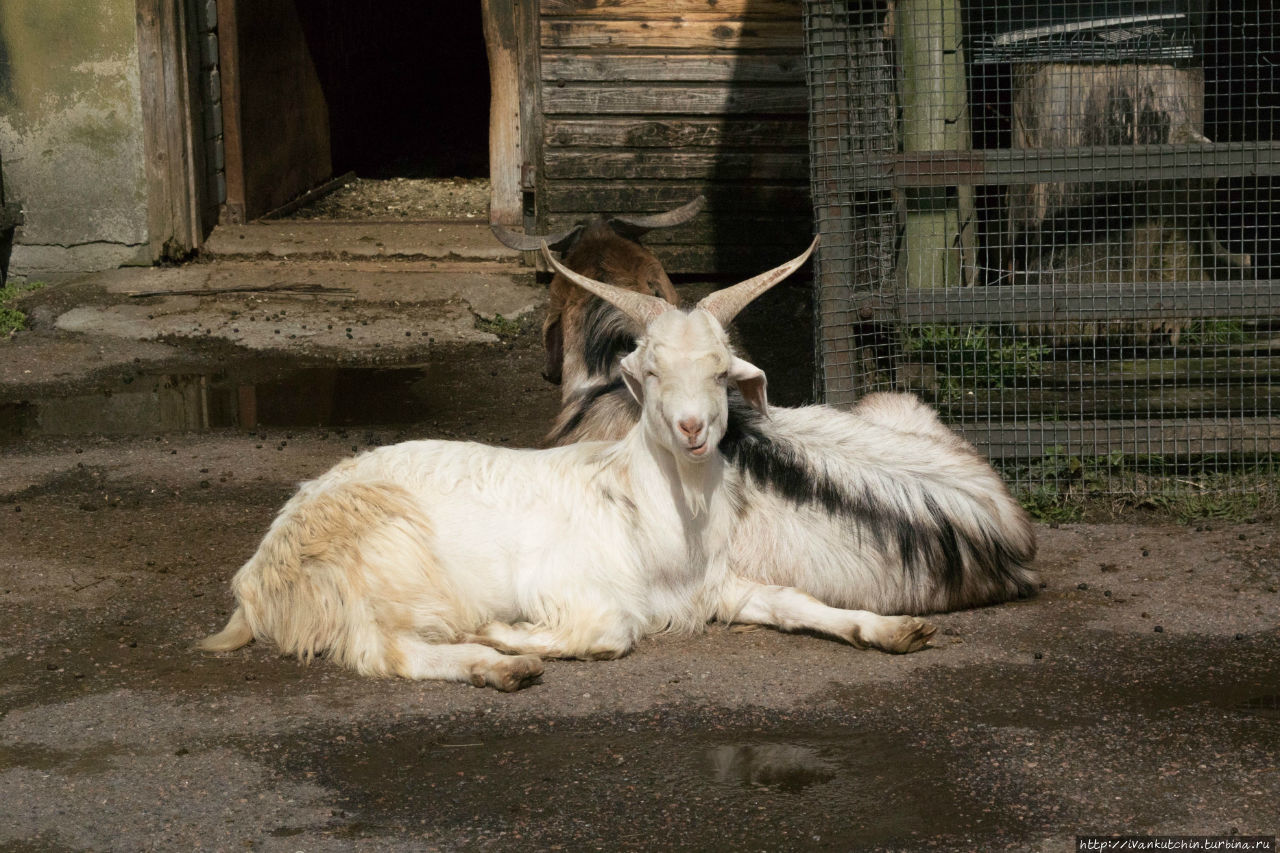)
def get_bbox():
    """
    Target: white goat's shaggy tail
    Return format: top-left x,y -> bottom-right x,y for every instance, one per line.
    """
197,606 -> 252,652
202,478 -> 485,679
